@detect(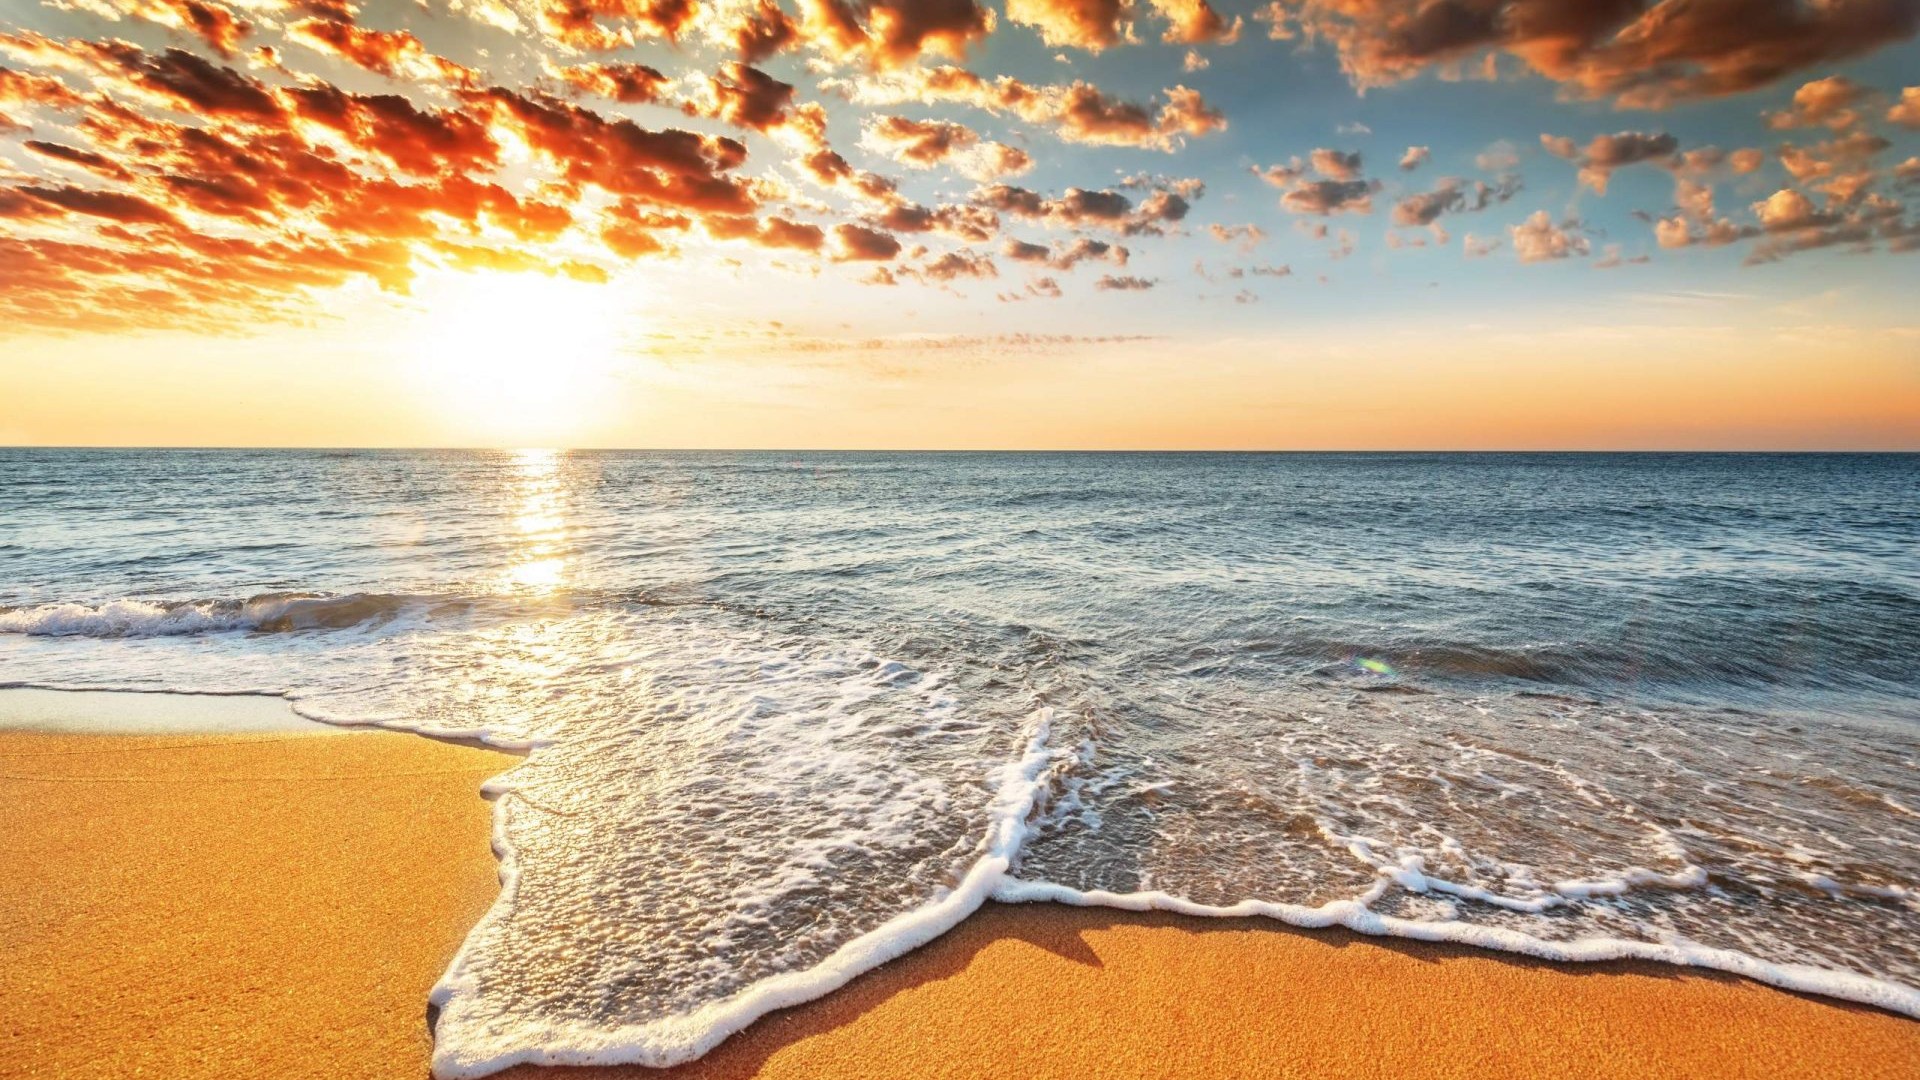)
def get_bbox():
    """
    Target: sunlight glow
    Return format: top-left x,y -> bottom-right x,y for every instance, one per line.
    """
406,272 -> 630,445
500,448 -> 570,592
